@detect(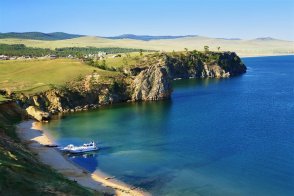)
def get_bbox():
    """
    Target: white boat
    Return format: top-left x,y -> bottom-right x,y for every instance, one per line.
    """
61,141 -> 98,153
